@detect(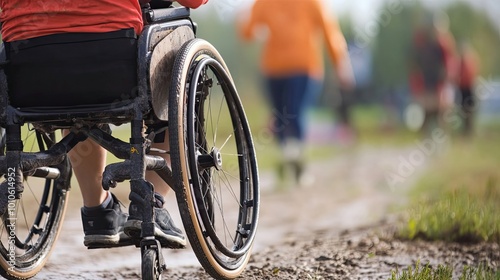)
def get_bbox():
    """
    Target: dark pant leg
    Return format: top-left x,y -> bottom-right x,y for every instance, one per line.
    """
266,74 -> 319,143
266,77 -> 288,143
460,87 -> 475,135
